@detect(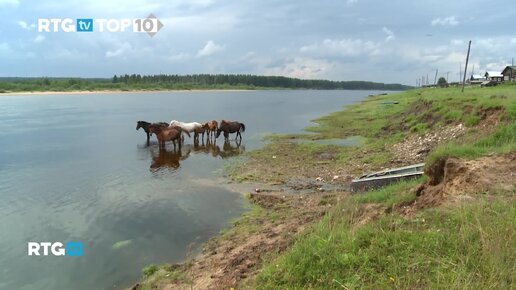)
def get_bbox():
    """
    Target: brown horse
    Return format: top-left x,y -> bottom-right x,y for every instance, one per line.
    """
216,120 -> 246,141
203,120 -> 218,140
148,125 -> 190,150
193,125 -> 206,142
136,121 -> 169,145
